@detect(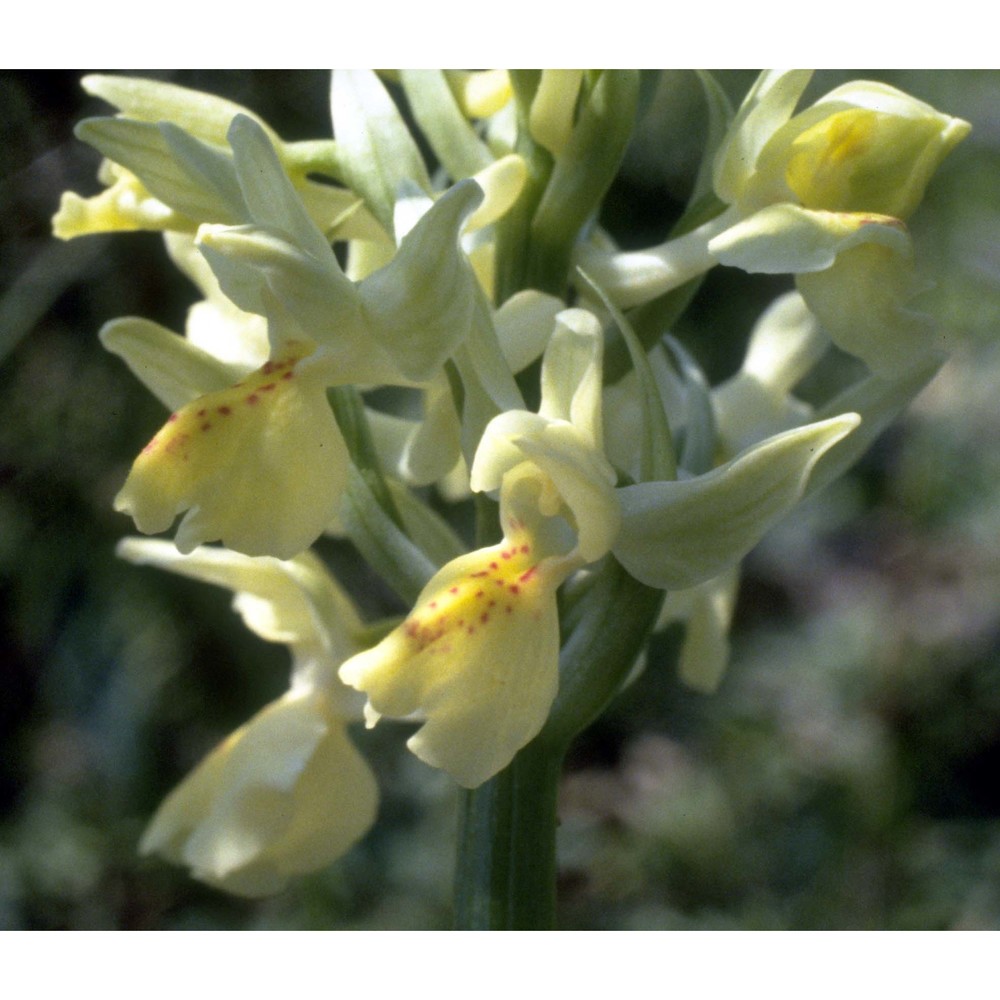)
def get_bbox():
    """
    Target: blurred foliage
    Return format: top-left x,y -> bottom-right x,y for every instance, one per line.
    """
1,70 -> 998,930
